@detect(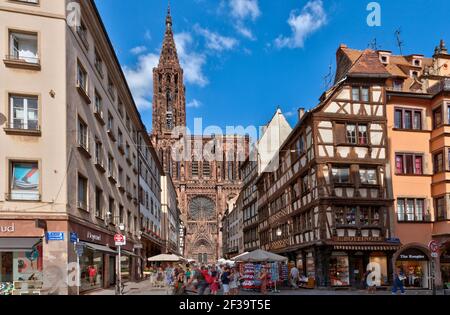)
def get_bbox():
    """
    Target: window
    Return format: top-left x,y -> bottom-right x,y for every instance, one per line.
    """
397,199 -> 426,222
203,162 -> 211,178
118,166 -> 124,188
107,112 -> 114,131
95,187 -> 103,218
94,91 -> 102,115
295,136 -> 306,156
118,129 -> 123,148
78,118 -> 88,151
94,141 -> 103,166
346,124 -> 368,145
9,95 -> 38,131
119,205 -> 124,225
8,31 -> 38,64
118,101 -> 124,118
9,161 -> 40,201
77,20 -> 89,48
433,107 -> 443,129
107,155 -> 115,177
94,49 -> 103,77
393,80 -> 403,91
352,86 -> 370,102
435,197 -> 447,221
301,175 -> 310,194
228,161 -> 235,181
395,154 -> 423,175
332,167 -> 350,184
108,78 -> 115,100
78,174 -> 88,210
434,152 -> 444,174
394,108 -> 422,130
360,168 -> 378,185
77,62 -> 88,93
191,161 -> 199,177
109,198 -> 116,224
